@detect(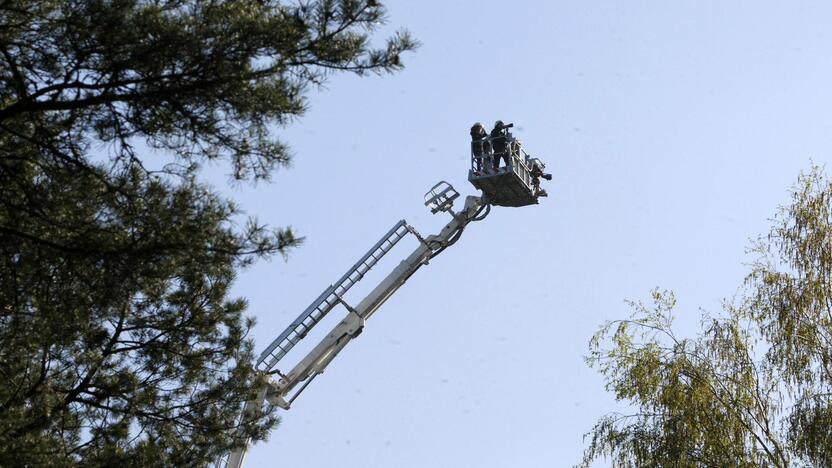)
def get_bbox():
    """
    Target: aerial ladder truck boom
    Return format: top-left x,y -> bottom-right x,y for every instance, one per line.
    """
221,122 -> 550,468
268,192 -> 487,409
